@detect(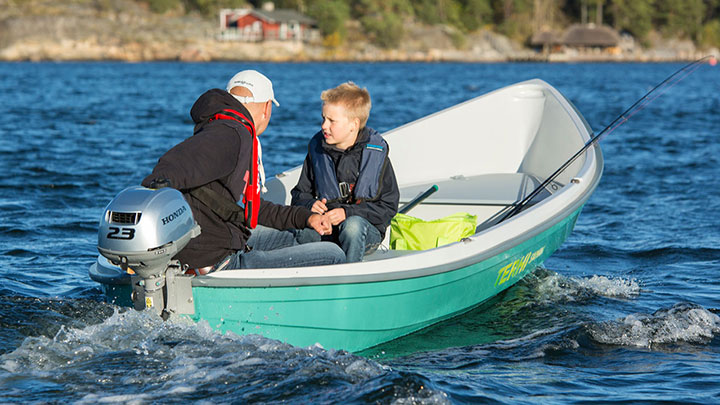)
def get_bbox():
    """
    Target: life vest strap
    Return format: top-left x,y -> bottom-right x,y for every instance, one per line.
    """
200,108 -> 260,228
210,109 -> 256,136
188,186 -> 245,224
